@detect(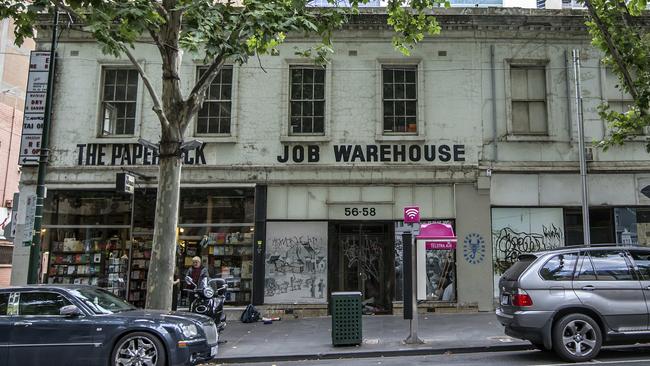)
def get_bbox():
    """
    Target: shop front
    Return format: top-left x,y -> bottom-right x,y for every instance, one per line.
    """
42,186 -> 257,307
261,184 -> 492,314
